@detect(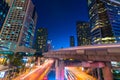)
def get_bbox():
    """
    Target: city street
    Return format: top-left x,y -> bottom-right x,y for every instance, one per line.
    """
65,67 -> 96,80
13,59 -> 54,80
